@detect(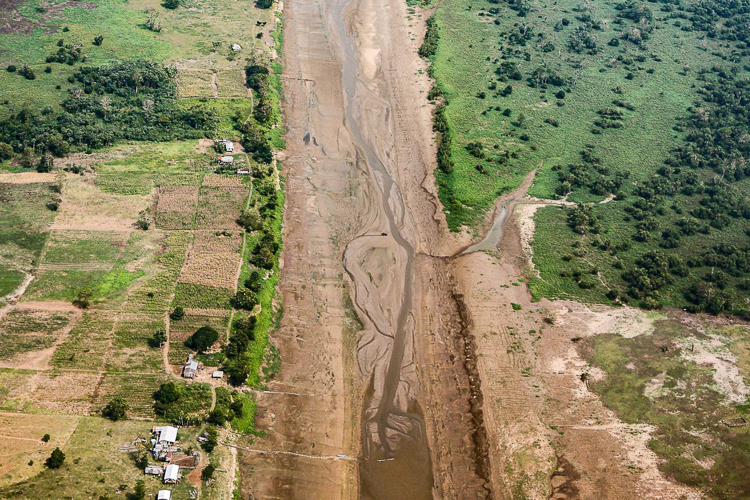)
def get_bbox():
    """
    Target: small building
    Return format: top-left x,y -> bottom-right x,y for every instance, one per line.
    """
218,155 -> 234,165
163,464 -> 180,484
212,370 -> 224,379
153,425 -> 179,445
145,465 -> 164,476
225,141 -> 234,153
157,491 -> 172,500
236,168 -> 251,175
182,353 -> 199,379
